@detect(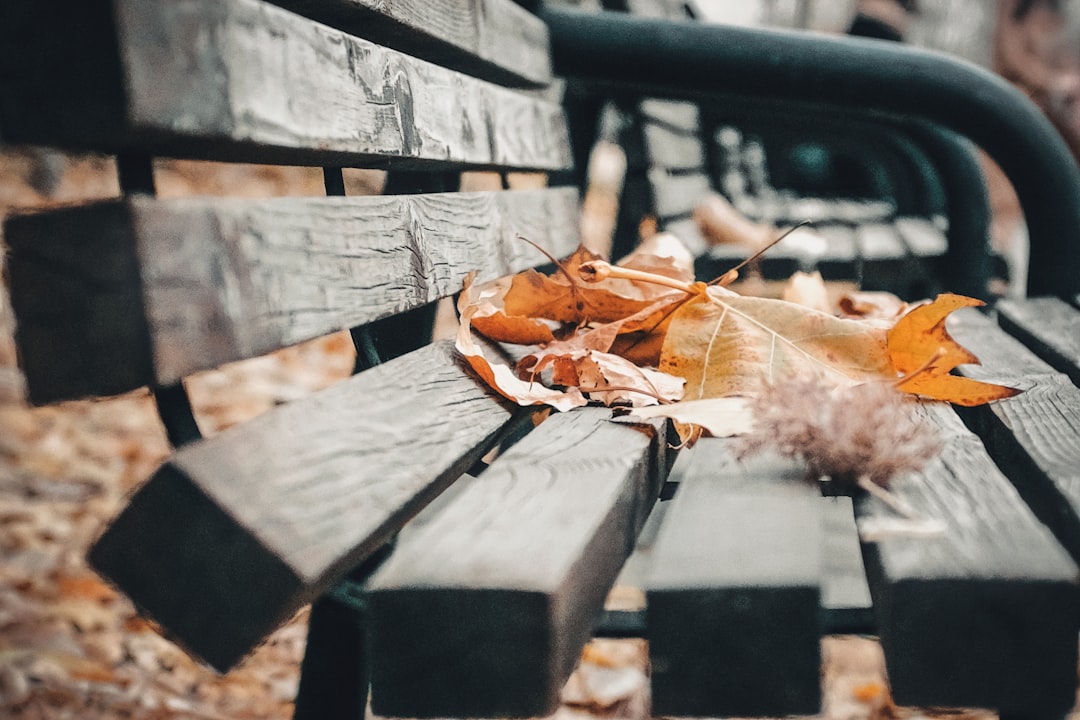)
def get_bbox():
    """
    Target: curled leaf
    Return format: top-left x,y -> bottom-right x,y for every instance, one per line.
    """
456,275 -> 586,412
839,291 -> 910,320
521,347 -> 684,408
